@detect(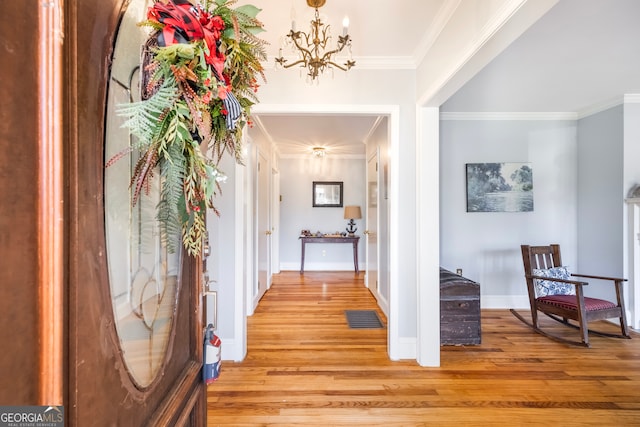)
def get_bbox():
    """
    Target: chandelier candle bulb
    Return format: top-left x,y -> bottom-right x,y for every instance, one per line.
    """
291,6 -> 296,31
342,16 -> 349,36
